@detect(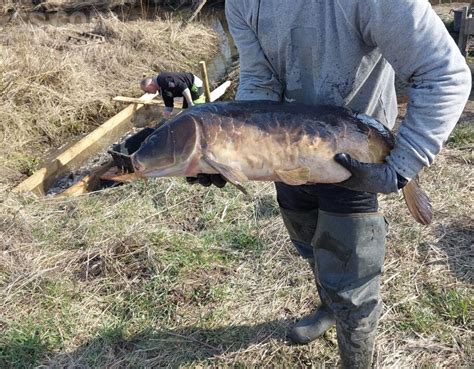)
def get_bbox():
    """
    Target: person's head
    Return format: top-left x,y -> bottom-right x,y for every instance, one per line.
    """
140,77 -> 160,94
